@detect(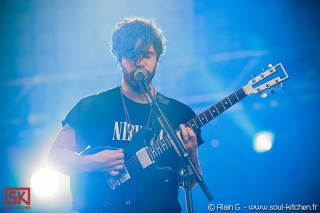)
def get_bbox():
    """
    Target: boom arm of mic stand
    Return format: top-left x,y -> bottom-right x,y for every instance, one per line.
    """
138,81 -> 213,202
